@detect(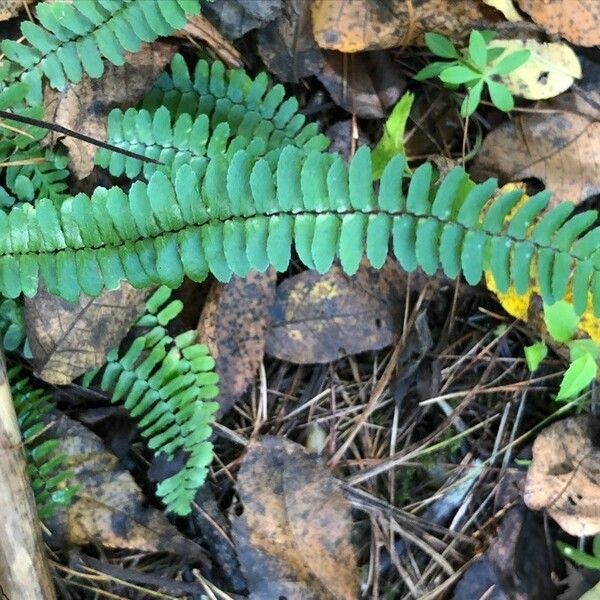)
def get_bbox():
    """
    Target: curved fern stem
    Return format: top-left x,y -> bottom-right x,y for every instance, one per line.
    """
1,145 -> 599,315
83,287 -> 219,516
